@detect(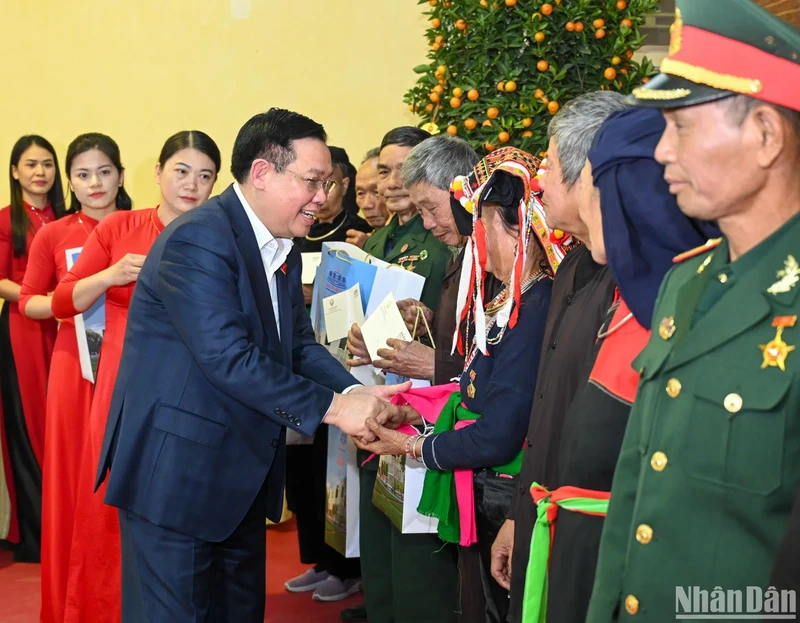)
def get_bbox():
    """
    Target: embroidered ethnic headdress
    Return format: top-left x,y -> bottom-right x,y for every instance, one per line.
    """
449,147 -> 571,356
